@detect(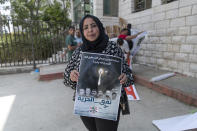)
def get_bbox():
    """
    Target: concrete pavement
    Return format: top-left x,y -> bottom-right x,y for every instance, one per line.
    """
0,73 -> 85,131
133,64 -> 197,106
38,63 -> 197,107
0,73 -> 196,131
